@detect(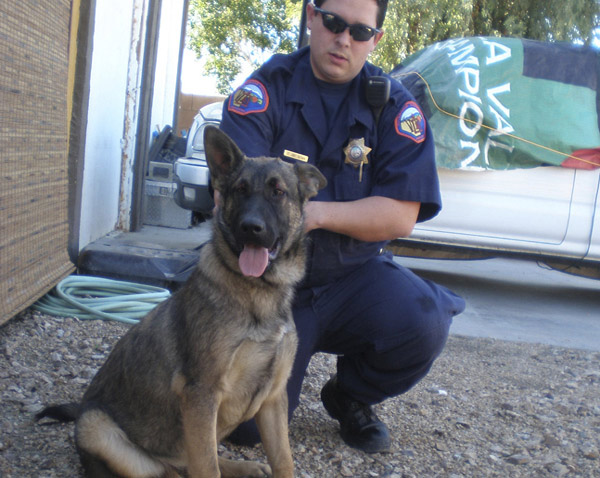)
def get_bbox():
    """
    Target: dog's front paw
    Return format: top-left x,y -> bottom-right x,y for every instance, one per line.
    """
244,461 -> 272,477
218,458 -> 272,477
